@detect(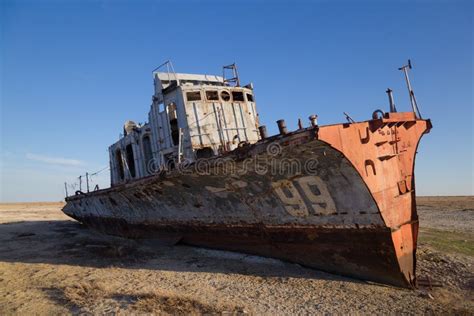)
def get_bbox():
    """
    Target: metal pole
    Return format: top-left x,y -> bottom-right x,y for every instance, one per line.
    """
177,128 -> 182,164
215,107 -> 226,150
78,176 -> 82,192
344,112 -> 356,123
399,60 -> 422,119
64,182 -> 68,197
410,89 -> 421,119
402,68 -> 416,112
386,88 -> 397,112
298,118 -> 303,129
86,172 -> 90,193
233,63 -> 240,87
